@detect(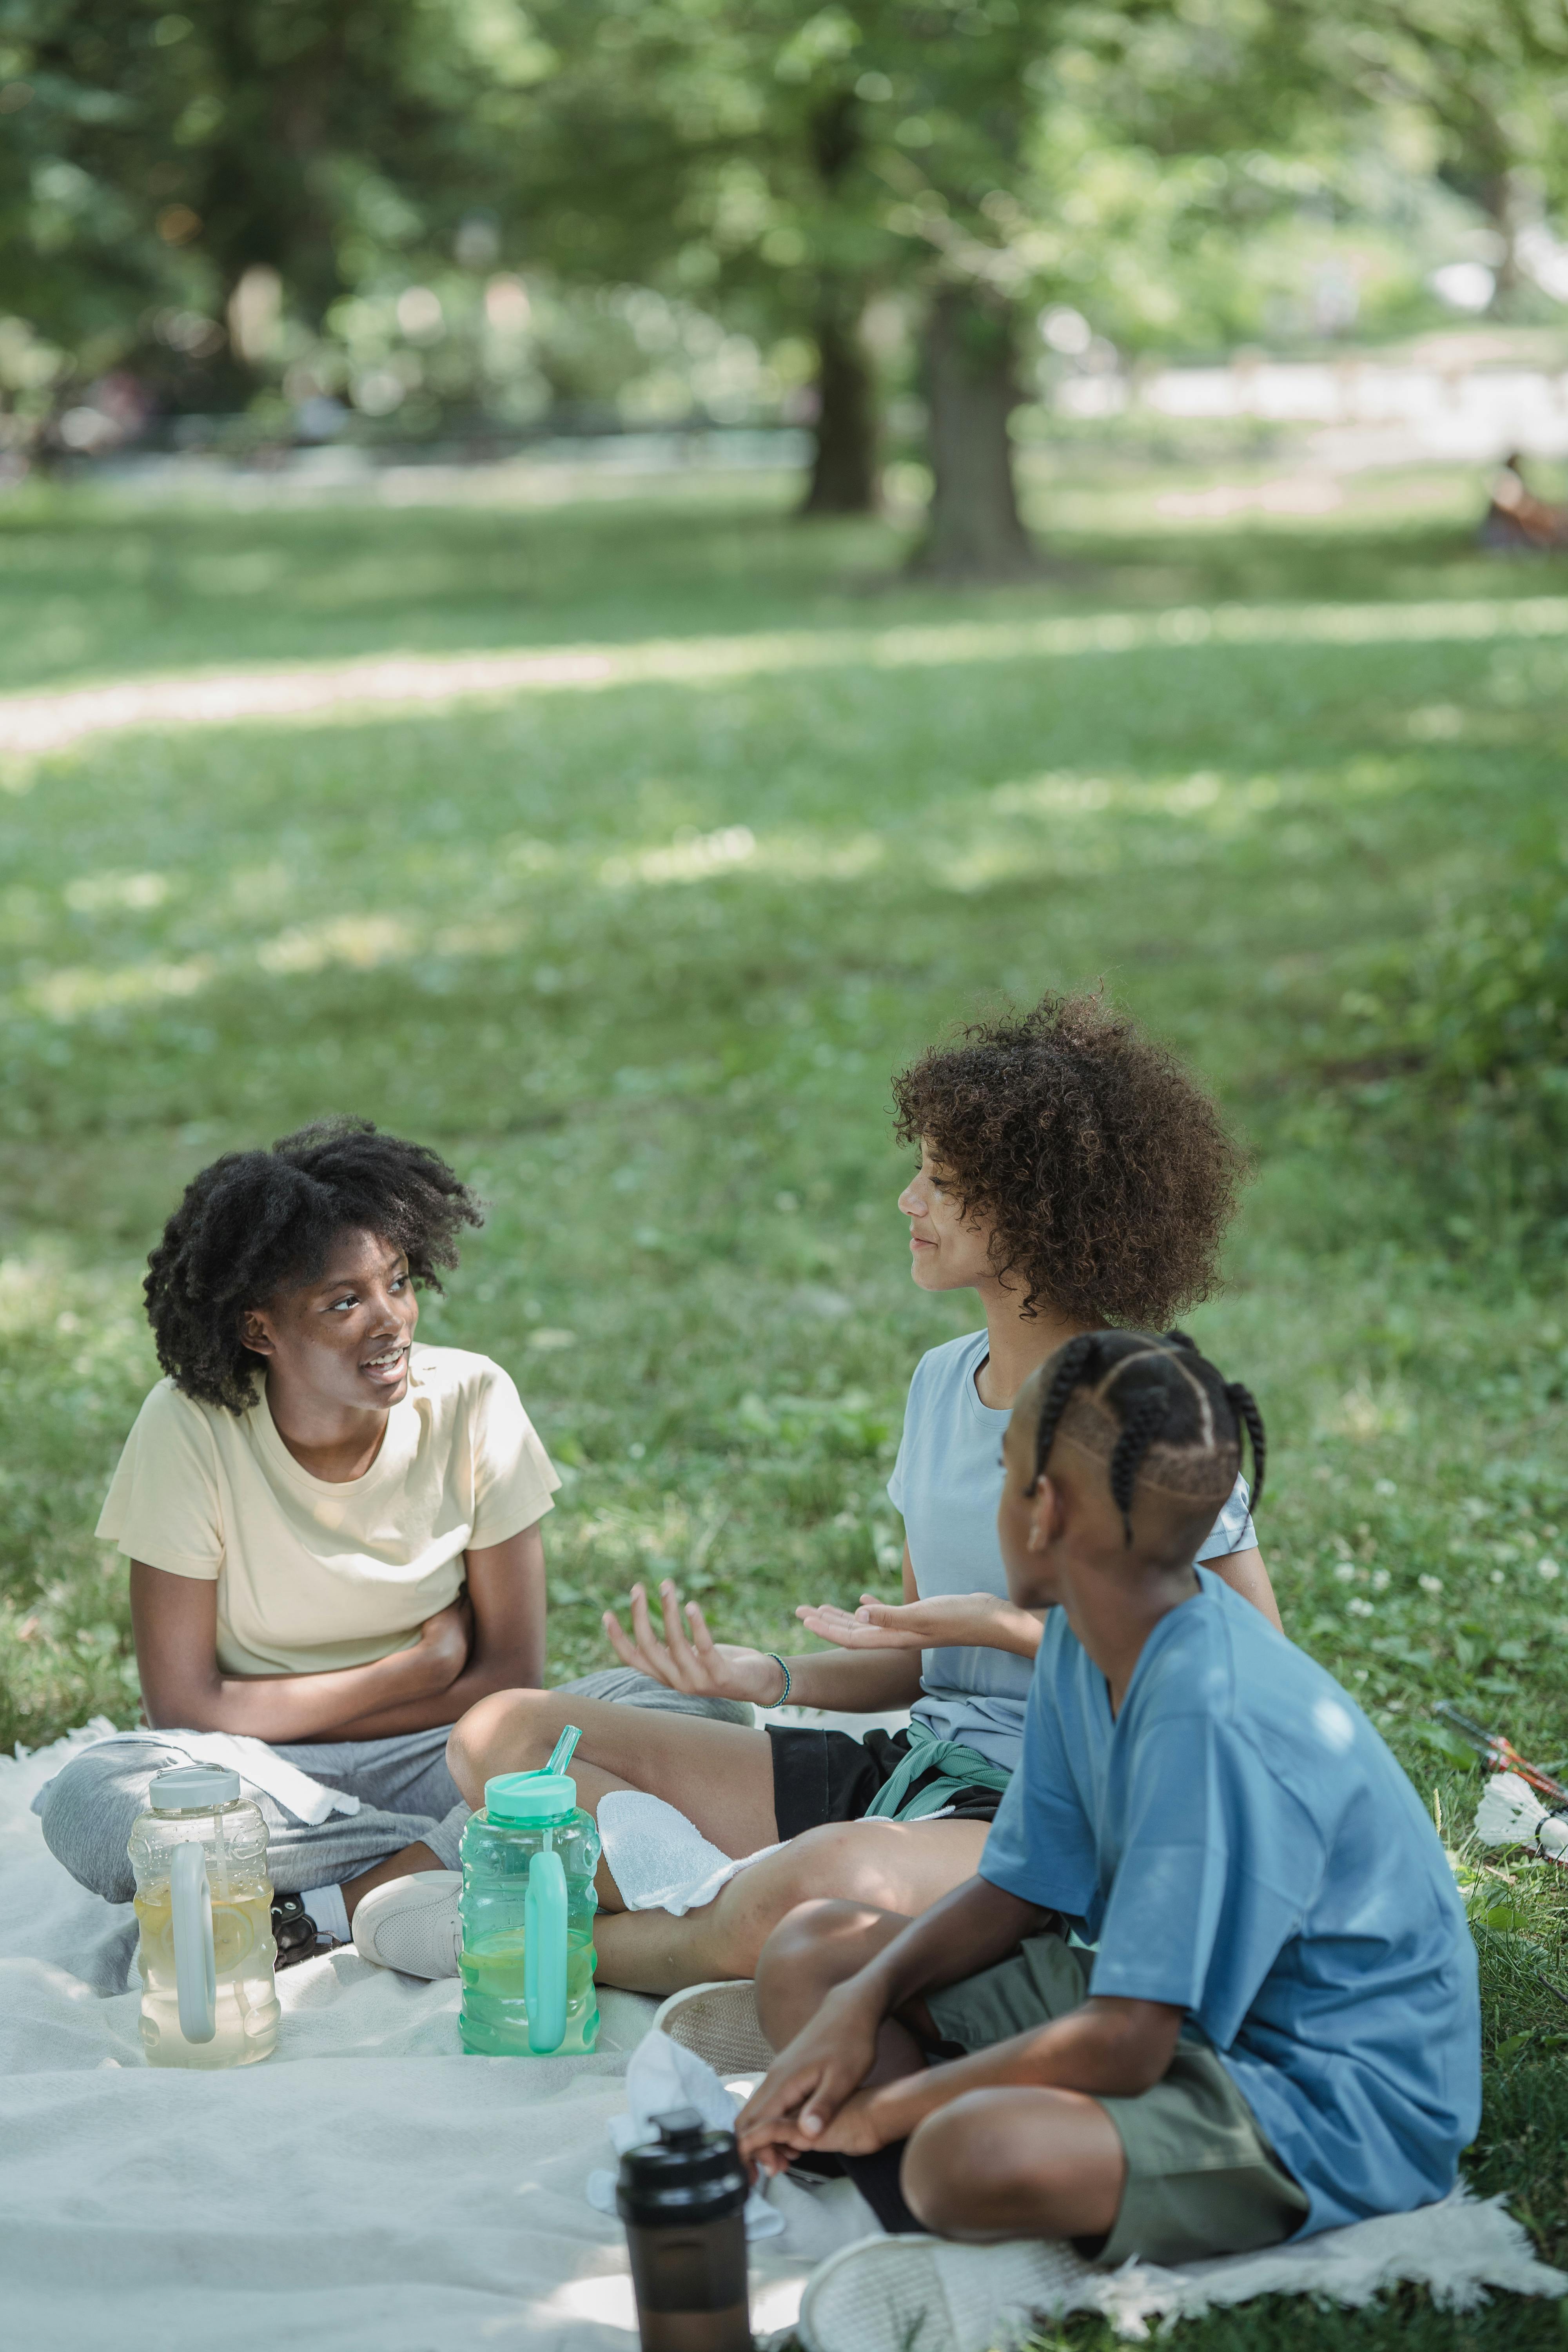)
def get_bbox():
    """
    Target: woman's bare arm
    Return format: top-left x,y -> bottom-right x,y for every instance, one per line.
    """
325,1524 -> 548,1738
801,1545 -> 1283,1665
1209,1545 -> 1281,1631
600,1544 -> 928,1714
132,1524 -> 549,1741
798,1589 -> 1046,1660
131,1562 -> 470,1740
